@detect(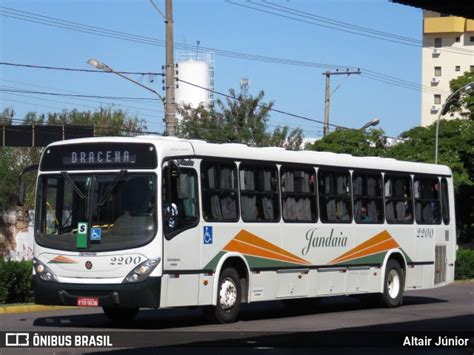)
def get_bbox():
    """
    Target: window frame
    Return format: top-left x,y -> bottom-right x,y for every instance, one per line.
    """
162,163 -> 200,240
352,171 -> 384,224
239,162 -> 280,223
384,173 -> 414,225
200,159 -> 240,223
280,165 -> 318,223
413,175 -> 442,225
318,168 -> 352,224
